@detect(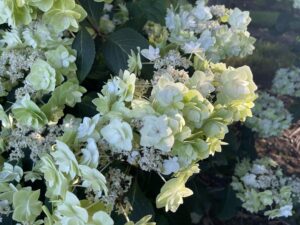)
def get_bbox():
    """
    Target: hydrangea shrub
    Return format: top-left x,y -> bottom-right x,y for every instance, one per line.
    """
232,157 -> 300,219
245,92 -> 292,138
0,0 -> 259,224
